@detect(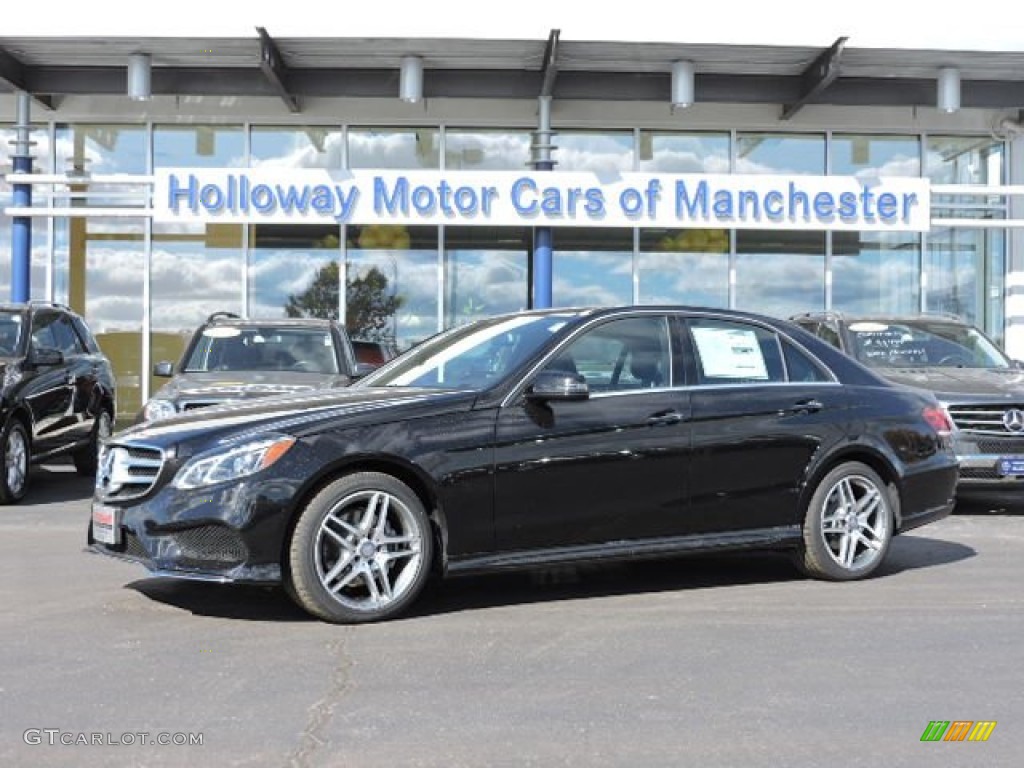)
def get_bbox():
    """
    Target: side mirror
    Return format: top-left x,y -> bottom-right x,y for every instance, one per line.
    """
30,346 -> 64,367
351,362 -> 379,380
526,370 -> 589,402
153,361 -> 175,377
